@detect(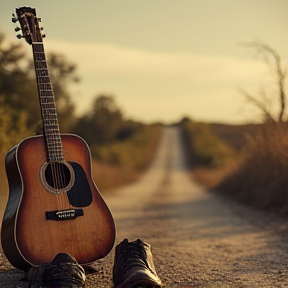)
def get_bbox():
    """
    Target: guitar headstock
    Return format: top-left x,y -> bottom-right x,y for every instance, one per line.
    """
12,7 -> 45,44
